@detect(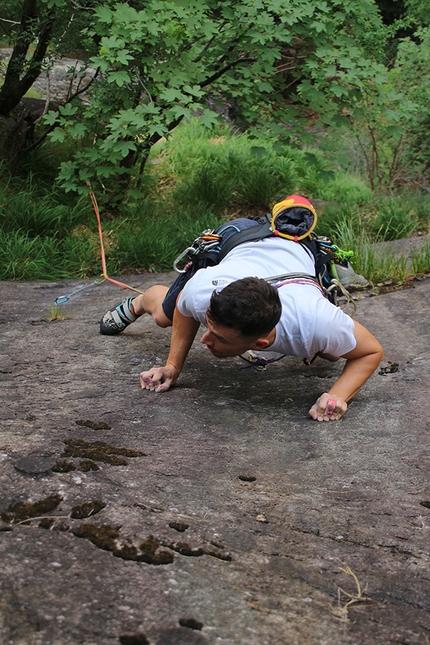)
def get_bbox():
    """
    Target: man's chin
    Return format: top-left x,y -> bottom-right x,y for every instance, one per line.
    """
207,347 -> 237,359
207,348 -> 222,357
